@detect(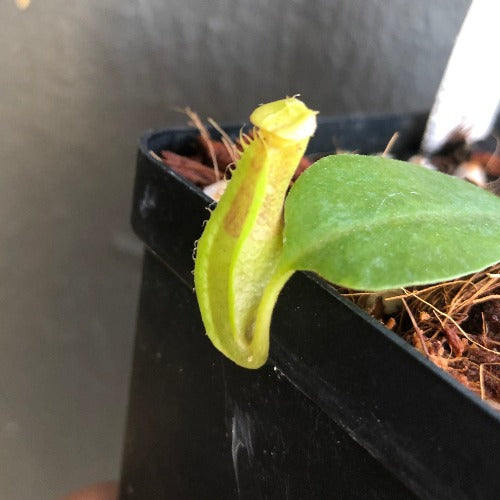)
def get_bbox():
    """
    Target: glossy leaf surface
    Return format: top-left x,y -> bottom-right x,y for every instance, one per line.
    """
280,154 -> 500,290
